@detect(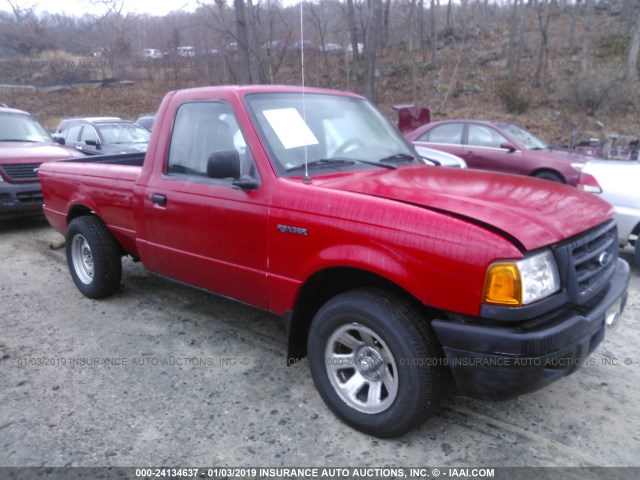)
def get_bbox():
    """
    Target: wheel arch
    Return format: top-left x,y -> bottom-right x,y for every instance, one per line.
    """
530,168 -> 566,183
67,204 -> 94,225
285,266 -> 439,363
